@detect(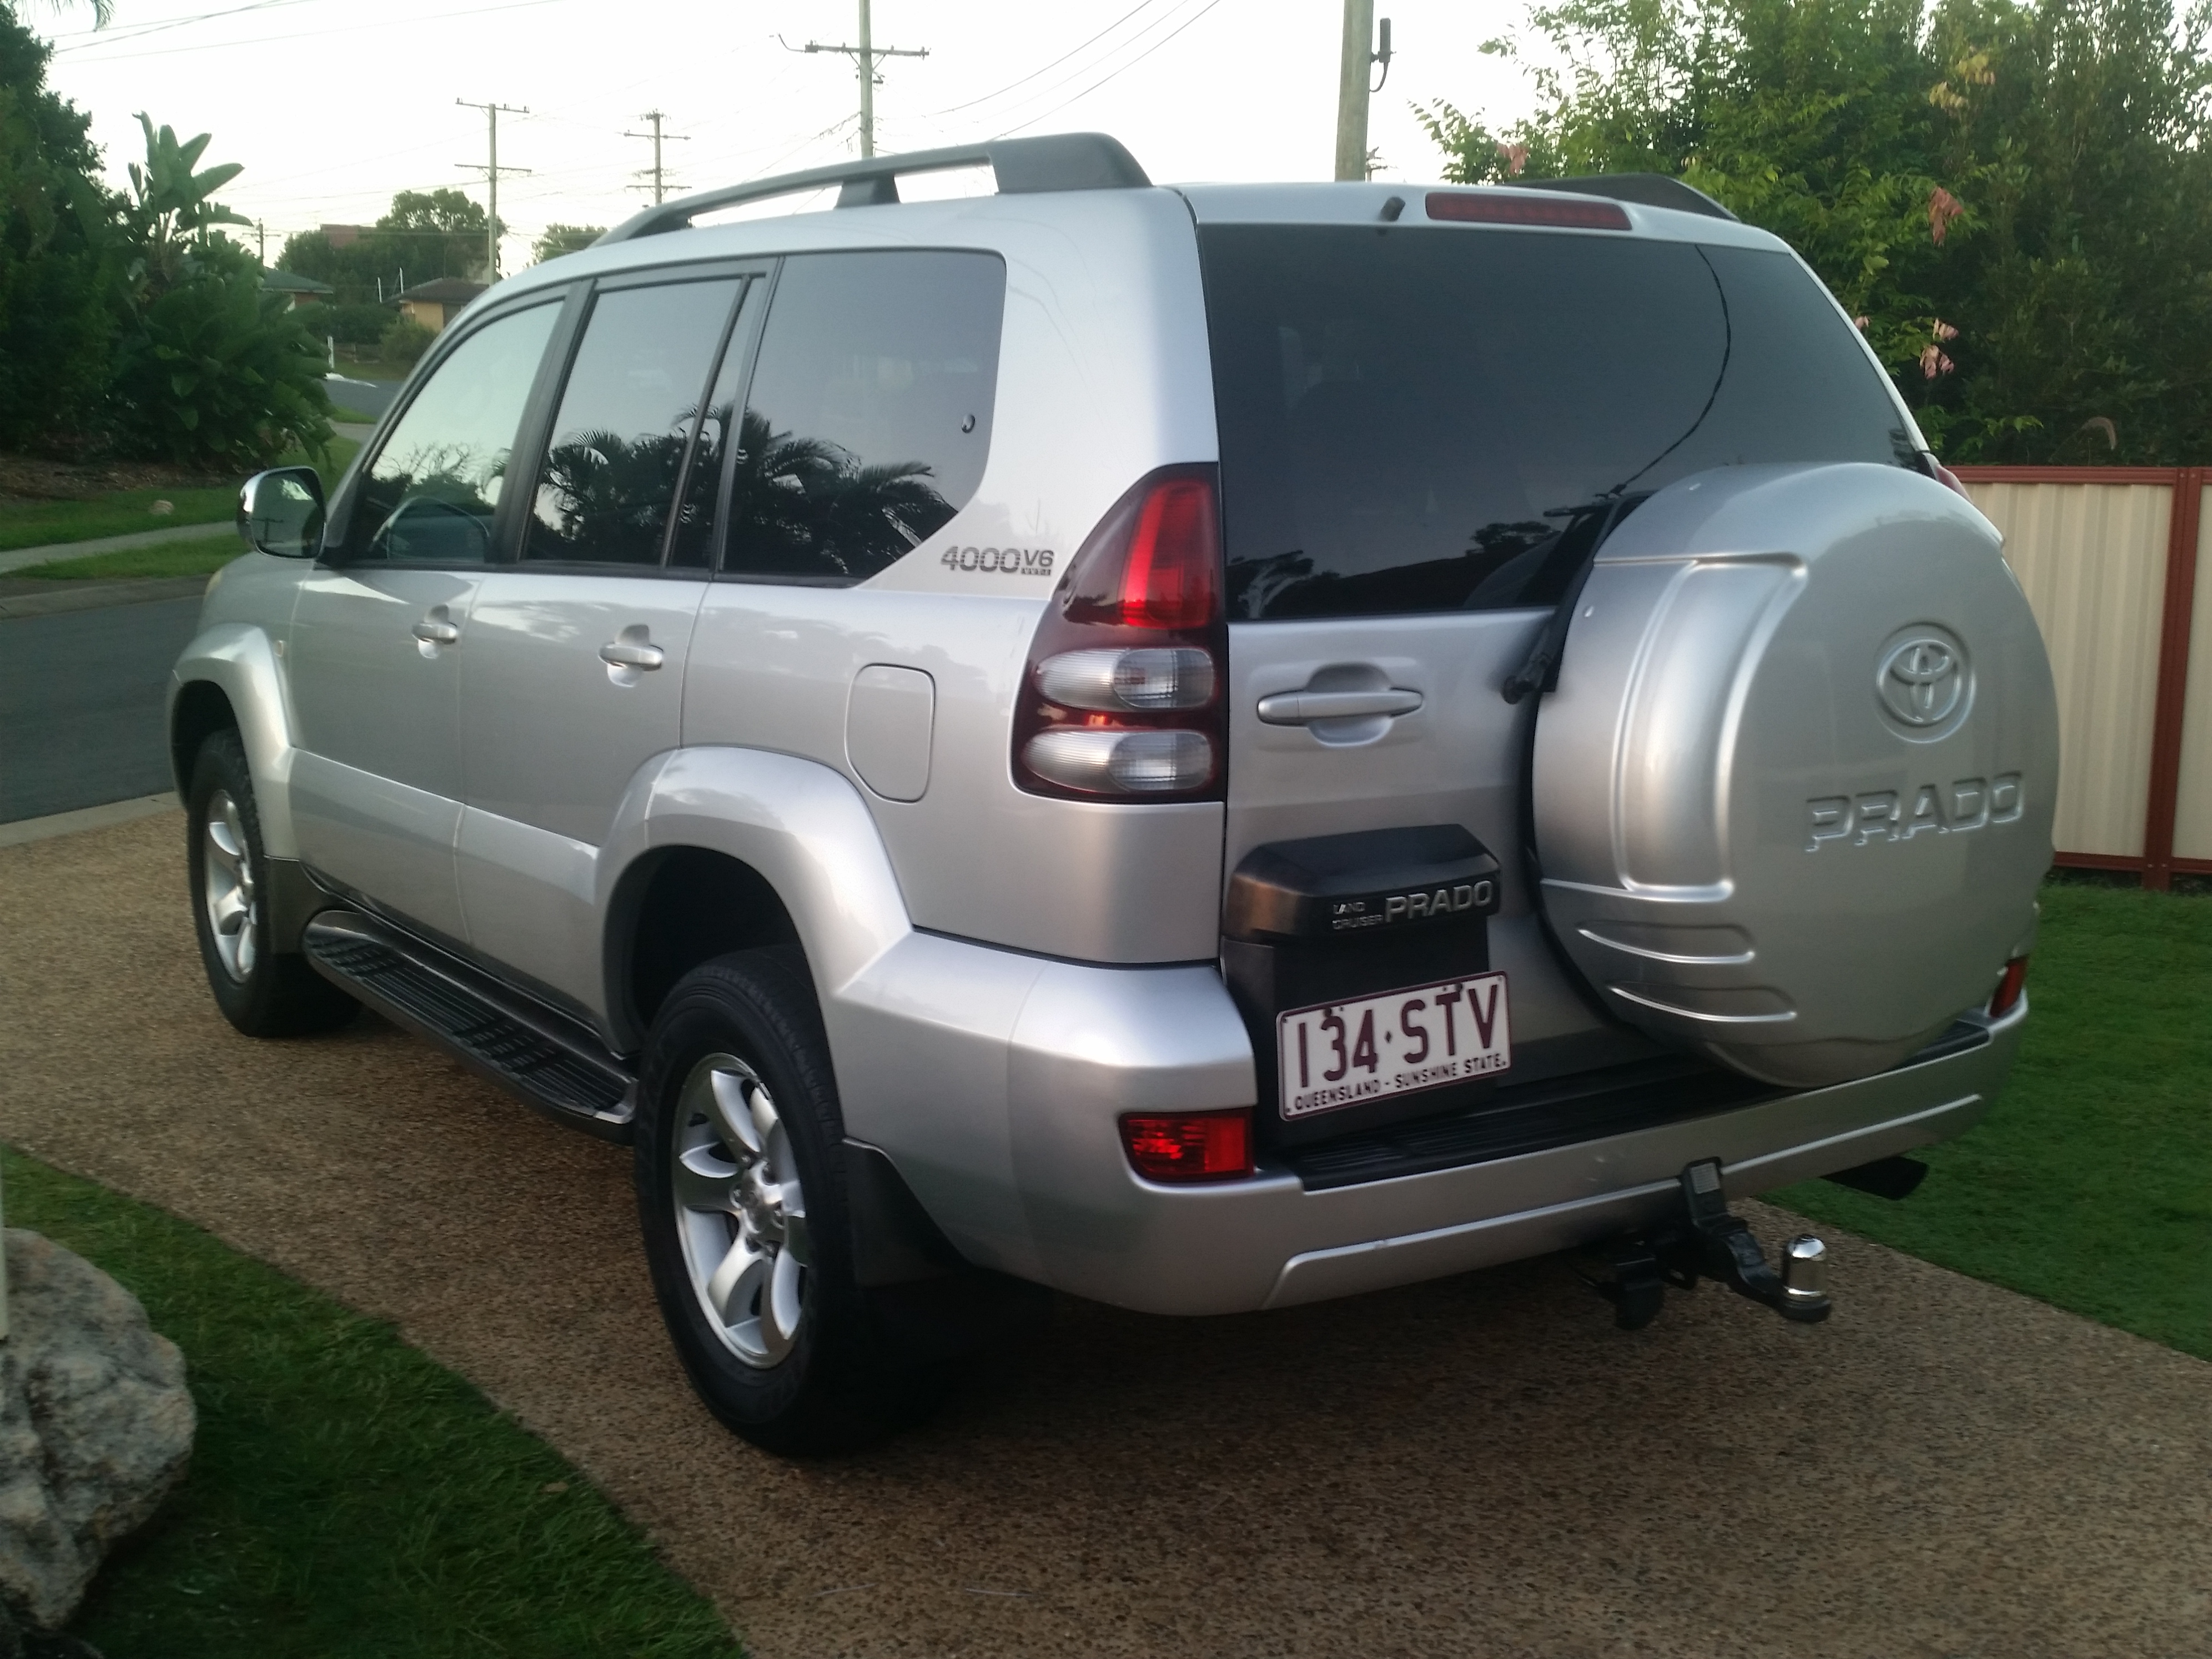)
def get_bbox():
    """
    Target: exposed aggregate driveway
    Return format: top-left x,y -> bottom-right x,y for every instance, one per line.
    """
3,814 -> 2208,1659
